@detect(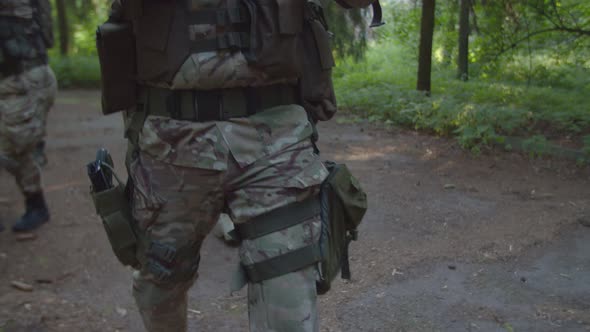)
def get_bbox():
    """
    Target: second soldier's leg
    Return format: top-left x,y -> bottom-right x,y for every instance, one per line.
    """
129,152 -> 225,332
0,65 -> 56,232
